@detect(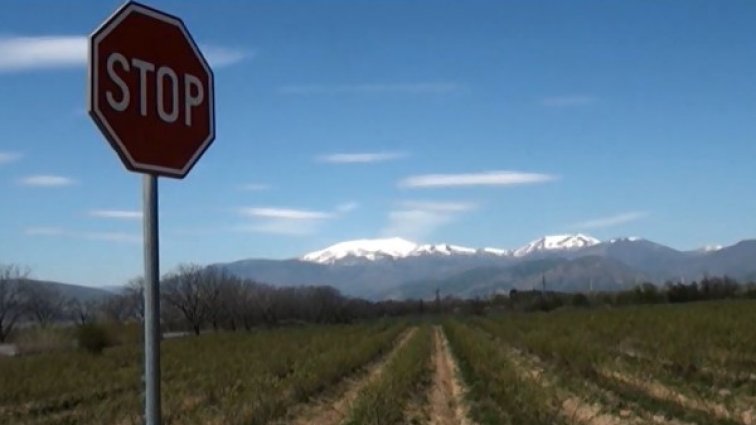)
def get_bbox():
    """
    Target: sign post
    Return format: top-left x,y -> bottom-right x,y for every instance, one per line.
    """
143,174 -> 160,424
88,2 -> 215,424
